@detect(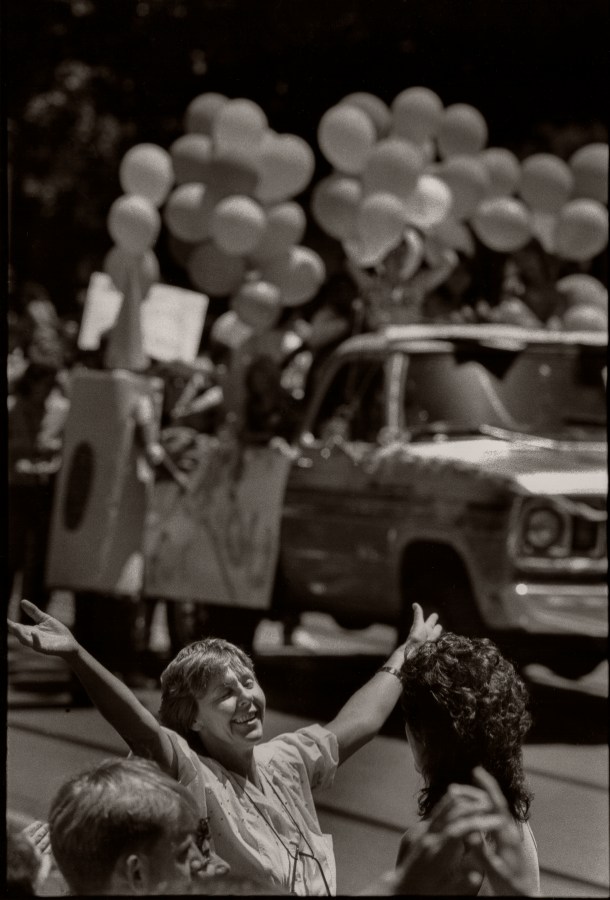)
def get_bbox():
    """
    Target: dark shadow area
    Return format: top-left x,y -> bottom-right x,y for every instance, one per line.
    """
525,680 -> 608,745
